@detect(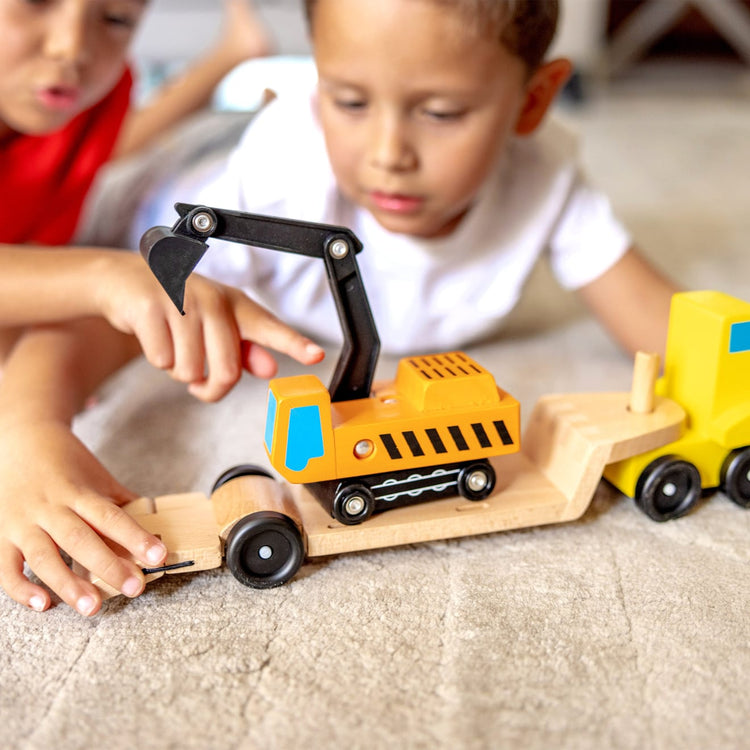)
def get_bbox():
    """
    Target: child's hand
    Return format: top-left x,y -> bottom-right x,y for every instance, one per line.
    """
96,252 -> 324,402
0,417 -> 168,615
